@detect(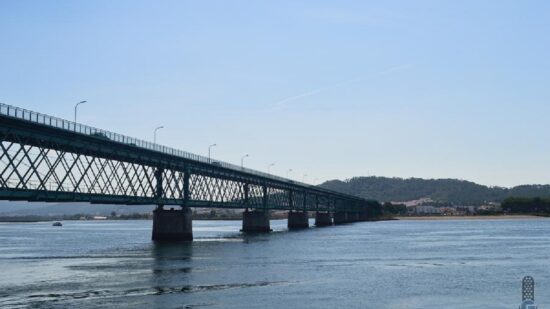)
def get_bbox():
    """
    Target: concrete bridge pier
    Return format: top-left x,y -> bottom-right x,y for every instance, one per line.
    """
314,212 -> 332,226
152,205 -> 193,241
333,211 -> 349,225
241,209 -> 271,233
287,211 -> 309,229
